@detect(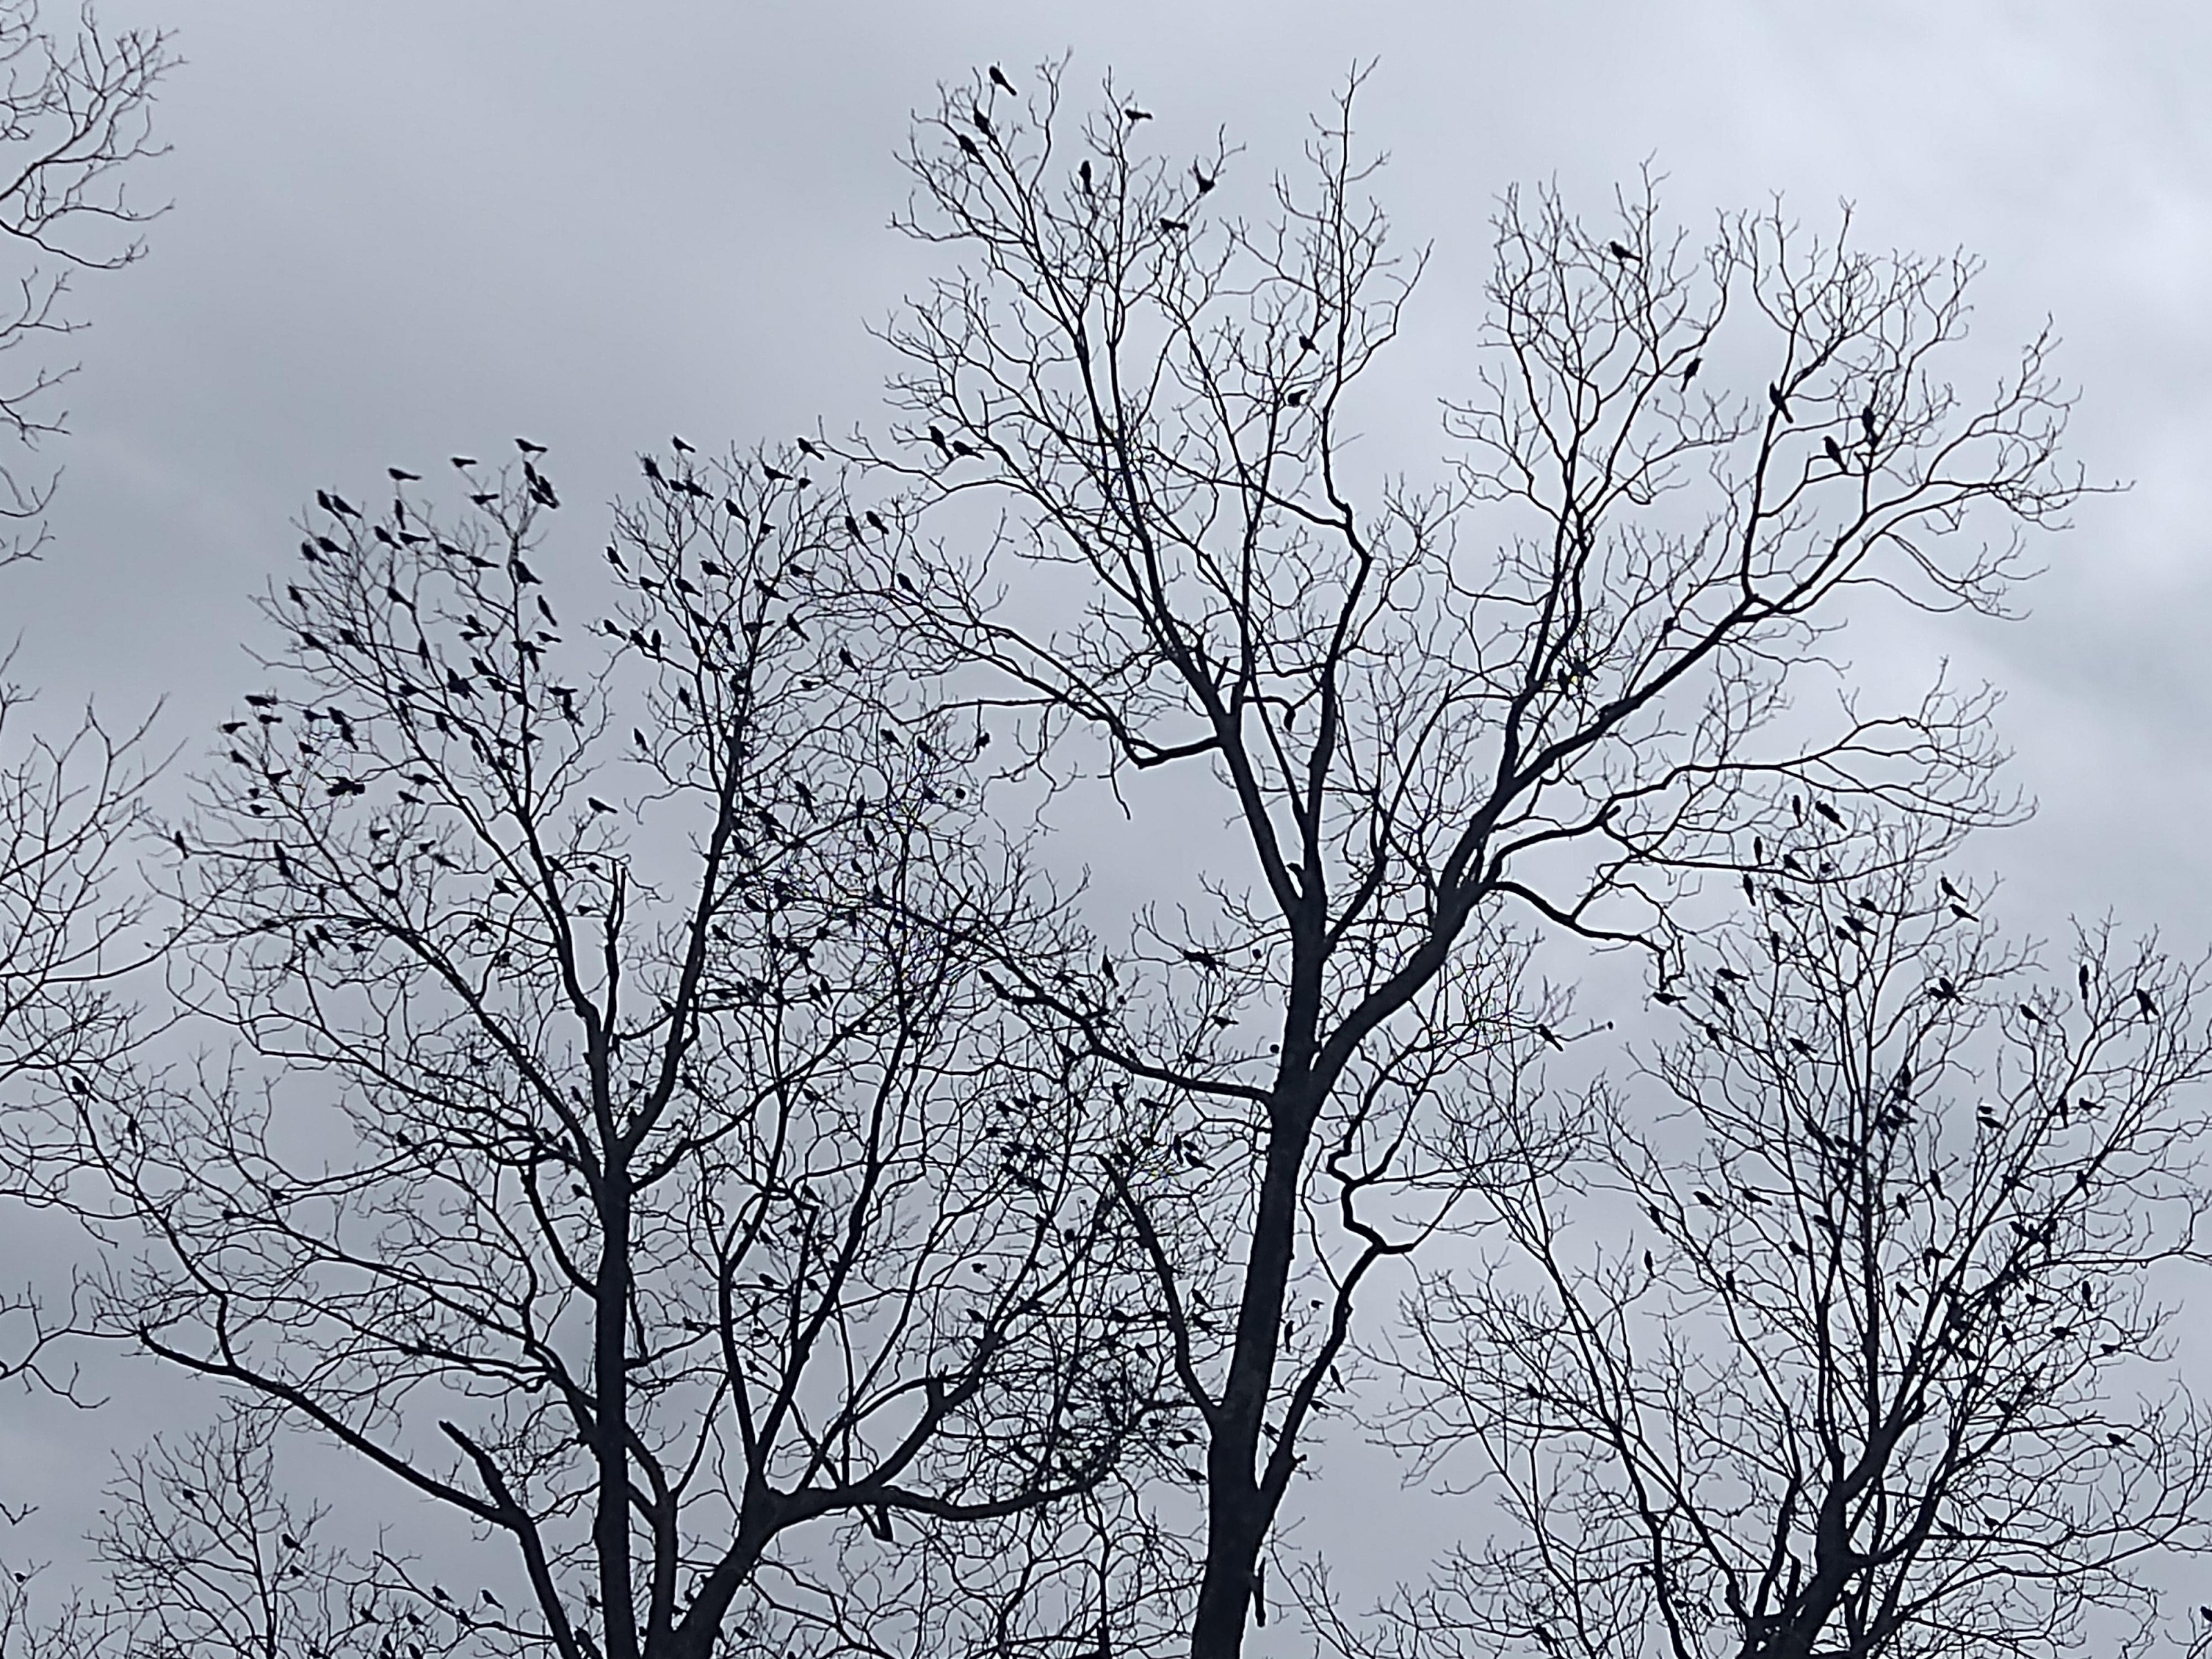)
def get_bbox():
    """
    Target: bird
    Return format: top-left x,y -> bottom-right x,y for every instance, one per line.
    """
1192,162 -> 1215,194
2079,962 -> 2093,1000
957,133 -> 981,161
988,64 -> 1015,94
1606,238 -> 1640,263
450,456 -> 476,469
1681,357 -> 1701,385
671,434 -> 693,453
796,436 -> 822,459
865,511 -> 888,534
1768,384 -> 1793,422
1813,800 -> 1844,827
641,456 -> 665,484
388,467 -> 420,482
1823,435 -> 1844,467
516,438 -> 547,455
2135,986 -> 2157,1020
971,106 -> 993,137
1861,405 -> 1878,444
1159,216 -> 1188,234
1123,105 -> 1152,122
588,798 -> 616,815
927,427 -> 953,460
